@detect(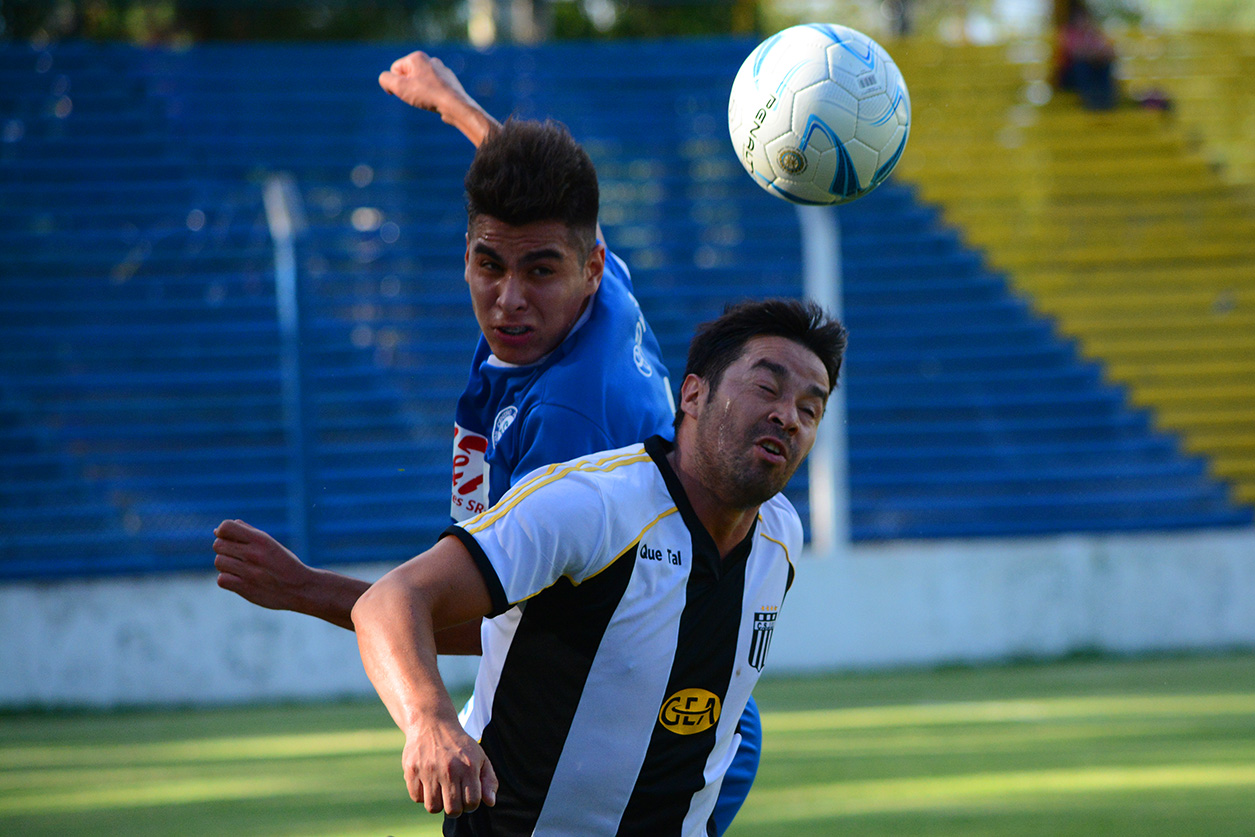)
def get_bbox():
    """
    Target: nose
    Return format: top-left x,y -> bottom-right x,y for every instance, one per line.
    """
769,399 -> 800,436
496,273 -> 527,312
